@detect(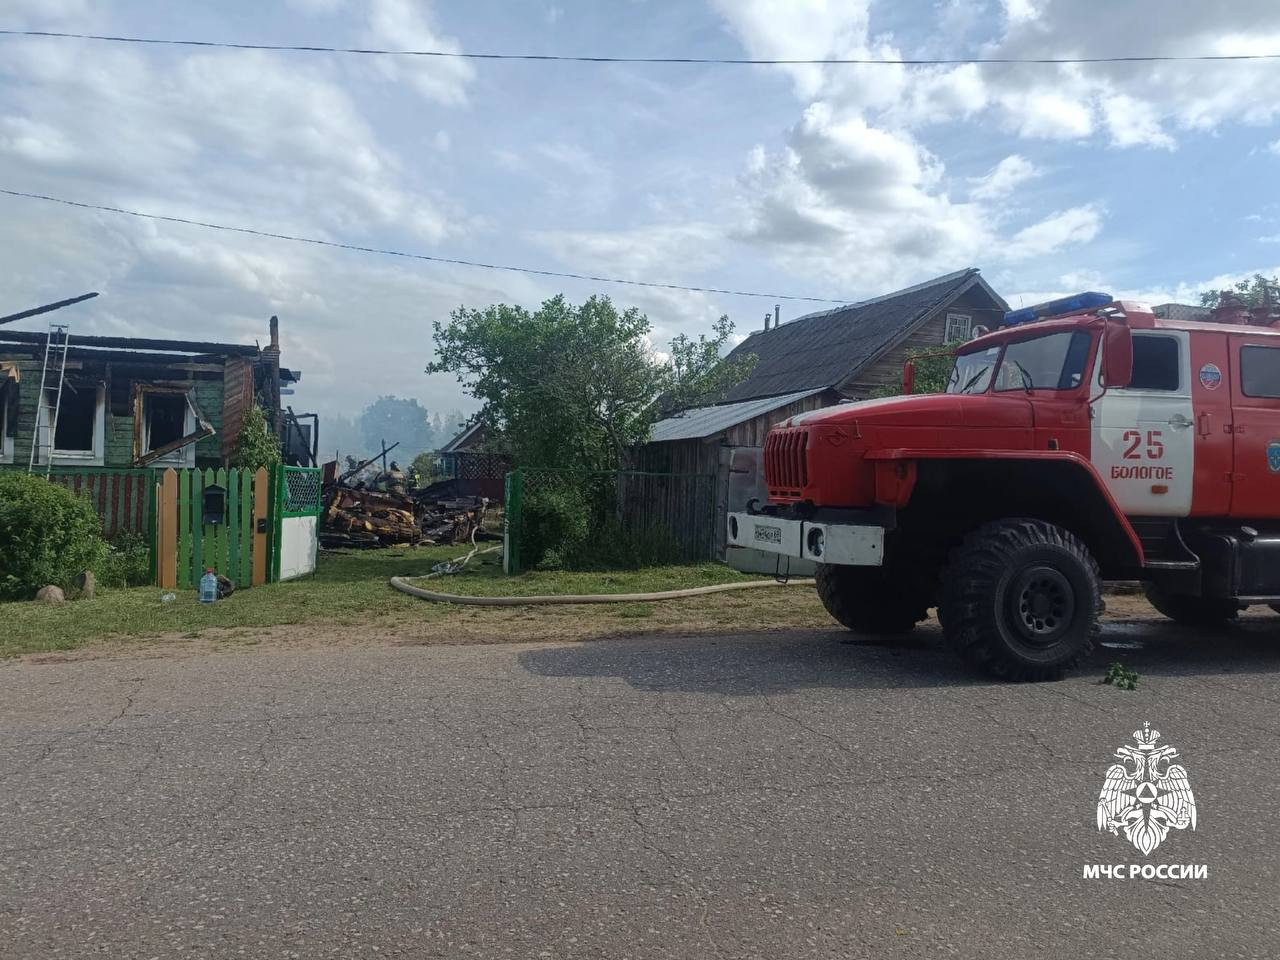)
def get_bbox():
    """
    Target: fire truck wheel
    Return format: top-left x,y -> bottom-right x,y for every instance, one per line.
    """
815,563 -> 930,636
939,519 -> 1101,682
1144,583 -> 1241,625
